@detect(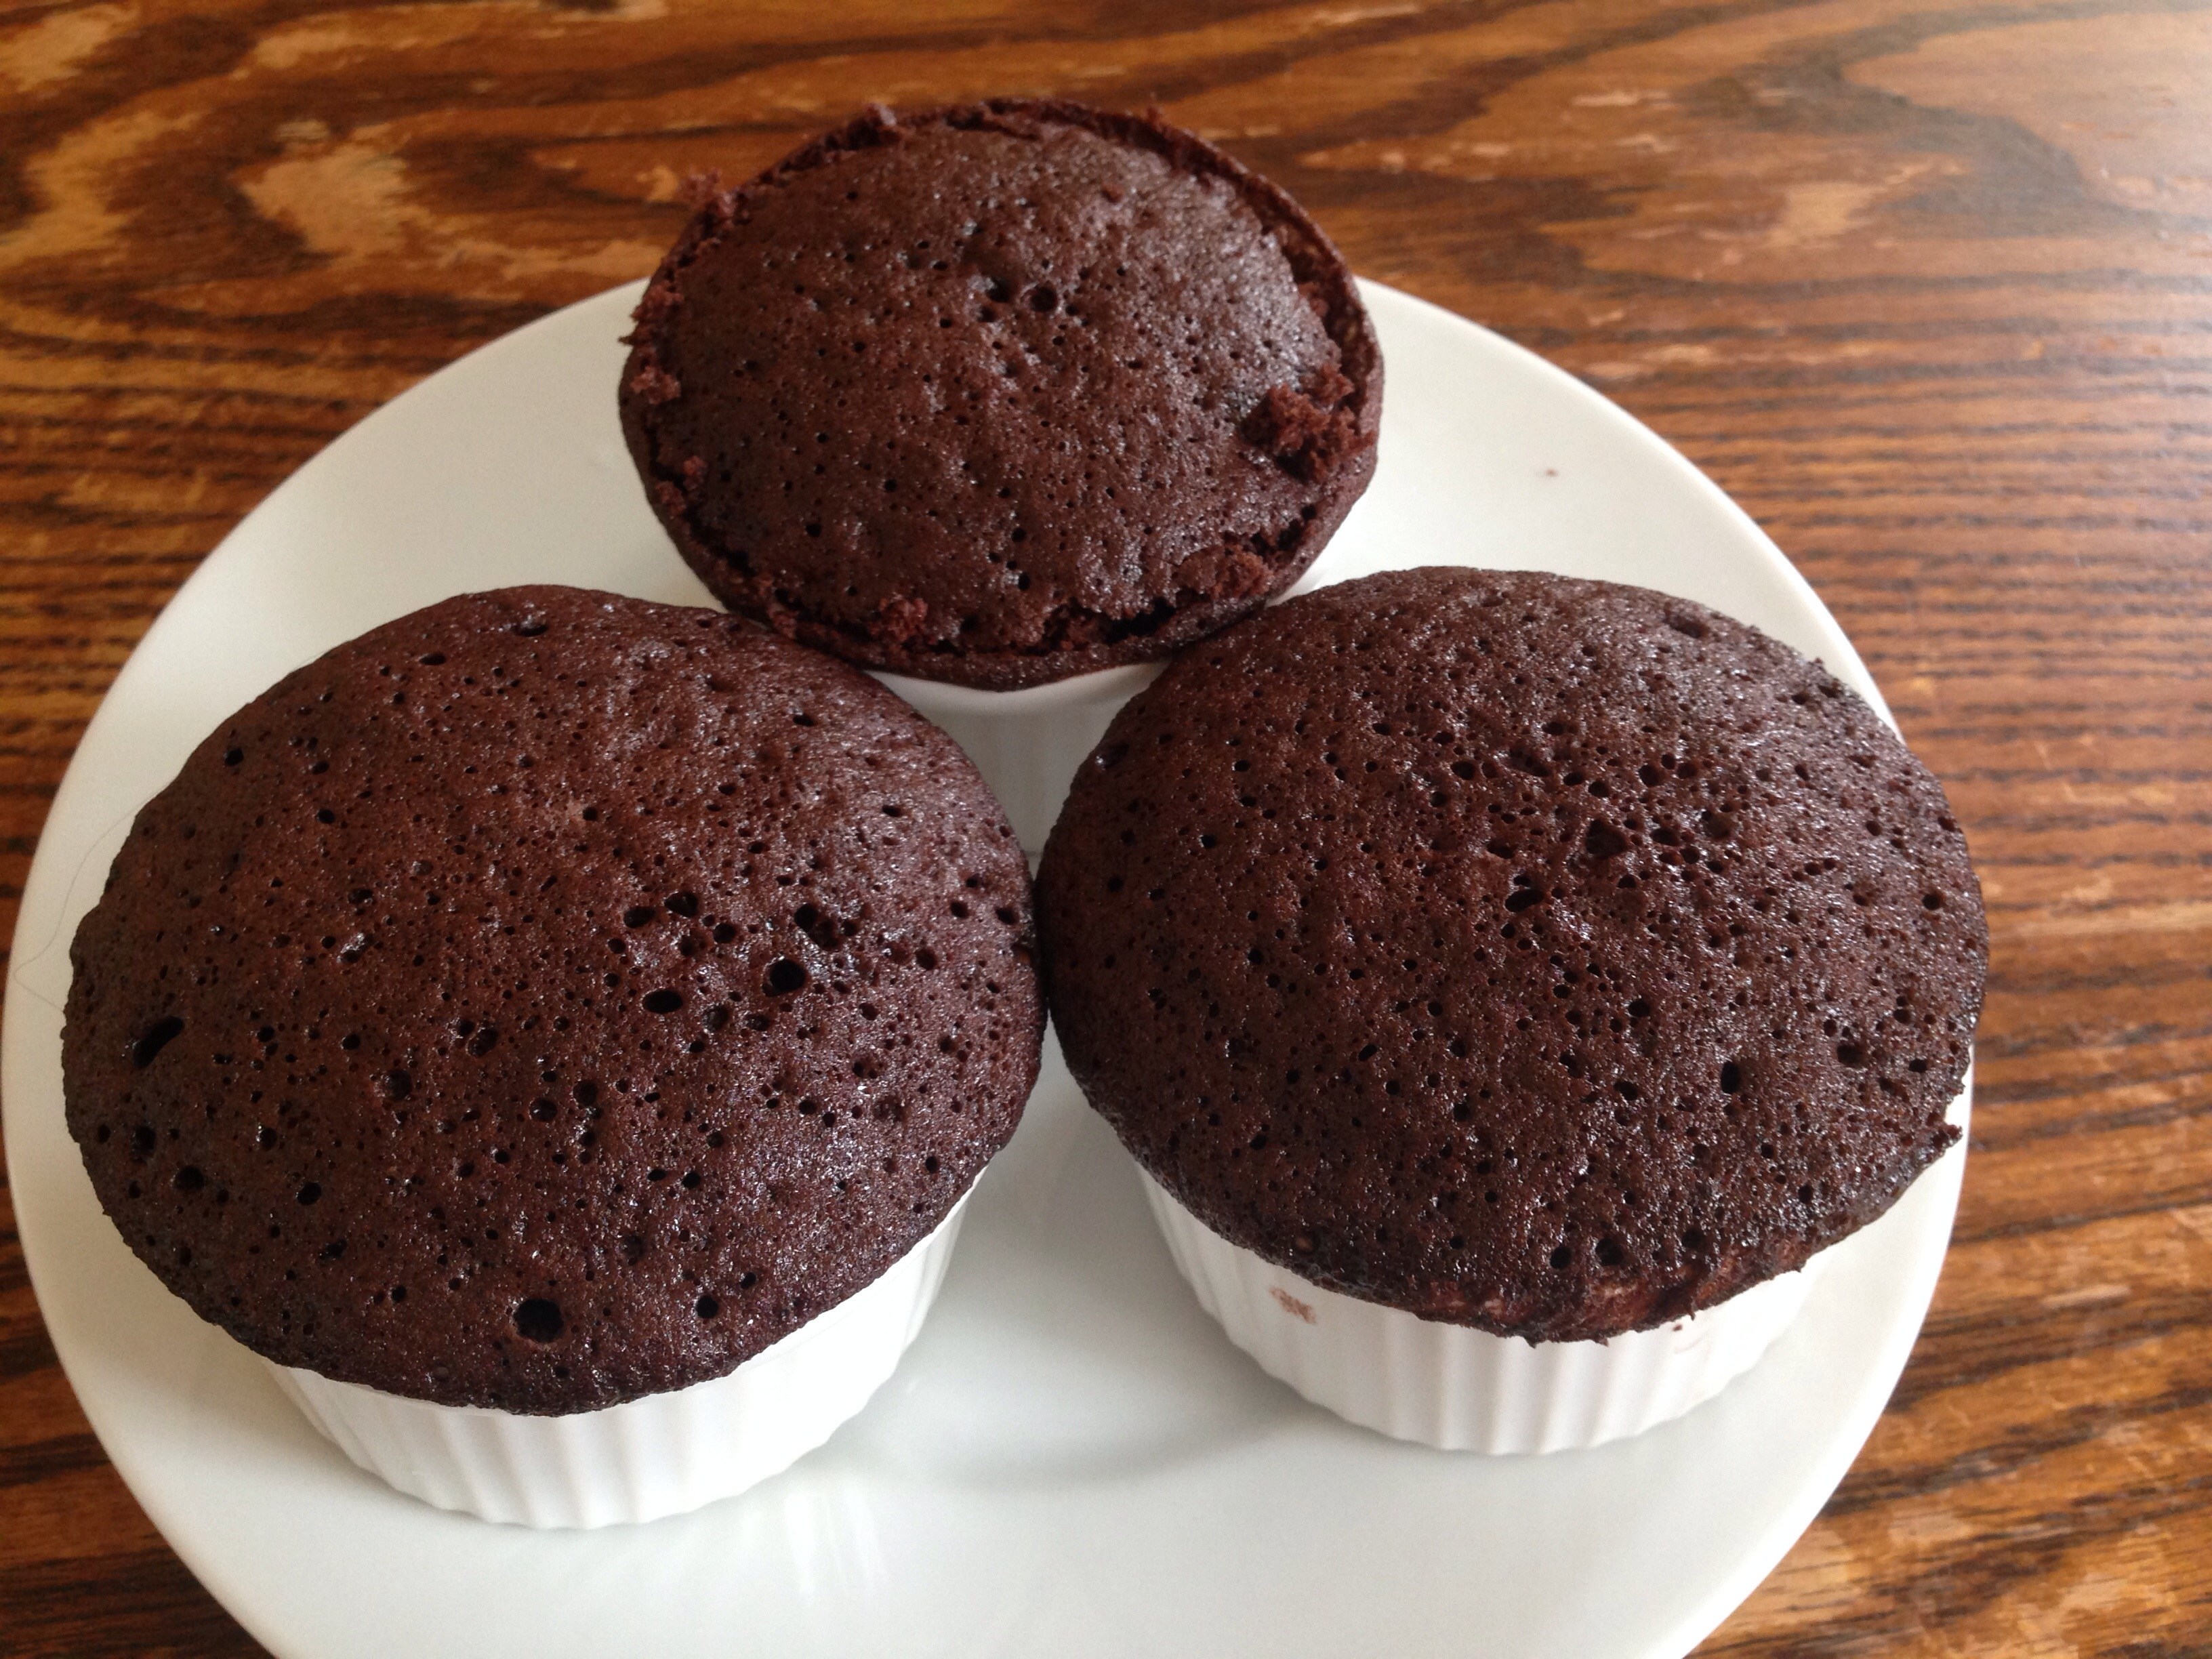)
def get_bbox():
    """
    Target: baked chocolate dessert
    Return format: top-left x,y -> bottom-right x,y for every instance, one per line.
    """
1038,568 -> 1985,1343
64,587 -> 1041,1412
620,99 -> 1381,690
